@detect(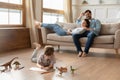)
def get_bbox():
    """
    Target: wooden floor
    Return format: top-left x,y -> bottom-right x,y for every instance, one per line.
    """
0,47 -> 120,80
